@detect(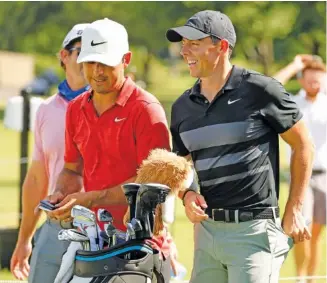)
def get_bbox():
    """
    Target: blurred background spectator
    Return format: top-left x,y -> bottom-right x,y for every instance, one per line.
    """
274,56 -> 327,283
